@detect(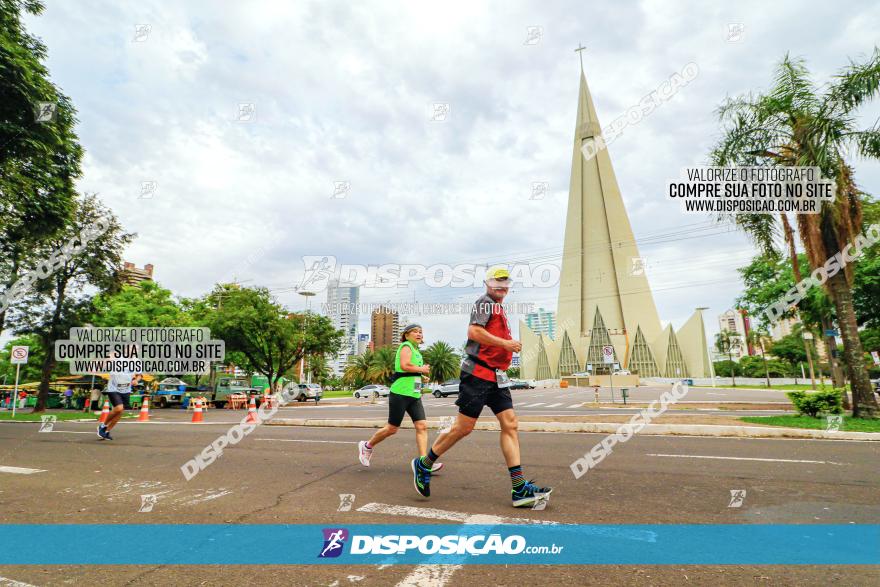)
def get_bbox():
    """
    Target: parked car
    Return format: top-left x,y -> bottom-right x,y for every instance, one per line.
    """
612,369 -> 631,376
285,382 -> 322,402
424,382 -> 444,395
353,384 -> 390,399
433,379 -> 460,398
509,379 -> 535,390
